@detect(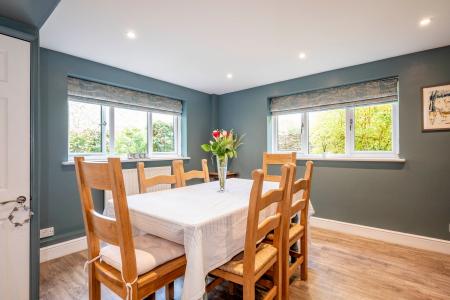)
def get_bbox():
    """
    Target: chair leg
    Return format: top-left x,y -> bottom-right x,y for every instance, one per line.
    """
274,254 -> 283,300
243,281 -> 255,300
165,282 -> 175,300
88,267 -> 100,300
282,250 -> 290,300
131,284 -> 139,300
300,236 -> 308,281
